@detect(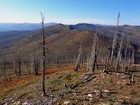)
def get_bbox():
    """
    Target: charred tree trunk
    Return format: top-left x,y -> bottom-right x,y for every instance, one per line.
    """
88,30 -> 98,73
75,42 -> 82,71
110,12 -> 120,67
17,57 -> 22,76
2,61 -> 11,82
32,55 -> 40,75
131,49 -> 135,64
11,58 -> 18,76
124,36 -> 129,62
115,33 -> 124,72
41,13 -> 46,96
127,41 -> 131,72
86,54 -> 90,71
124,36 -> 129,72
